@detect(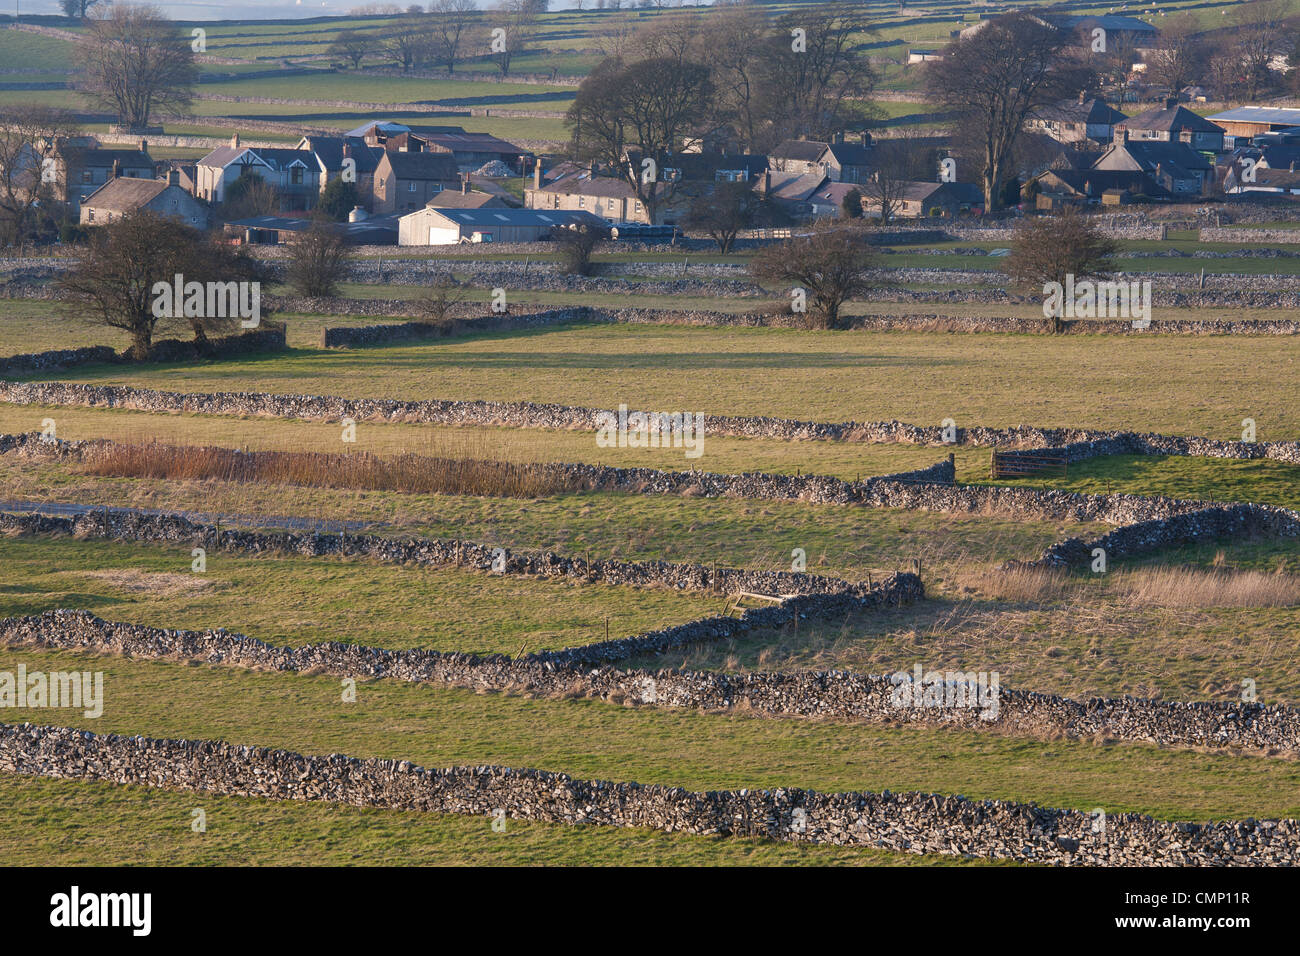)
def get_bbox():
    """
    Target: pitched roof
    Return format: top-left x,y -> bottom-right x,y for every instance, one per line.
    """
418,207 -> 605,228
763,171 -> 828,201
415,129 -> 526,156
1031,97 -> 1127,126
1115,140 -> 1213,172
380,151 -> 460,180
770,140 -> 830,163
197,146 -> 267,170
538,171 -> 638,199
1235,166 -> 1300,189
345,121 -> 411,139
808,183 -> 863,206
1208,106 -> 1300,126
426,189 -> 506,209
299,136 -> 385,175
81,177 -> 171,212
68,147 -> 153,169
825,142 -> 872,166
1117,104 -> 1221,135
255,147 -> 321,171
